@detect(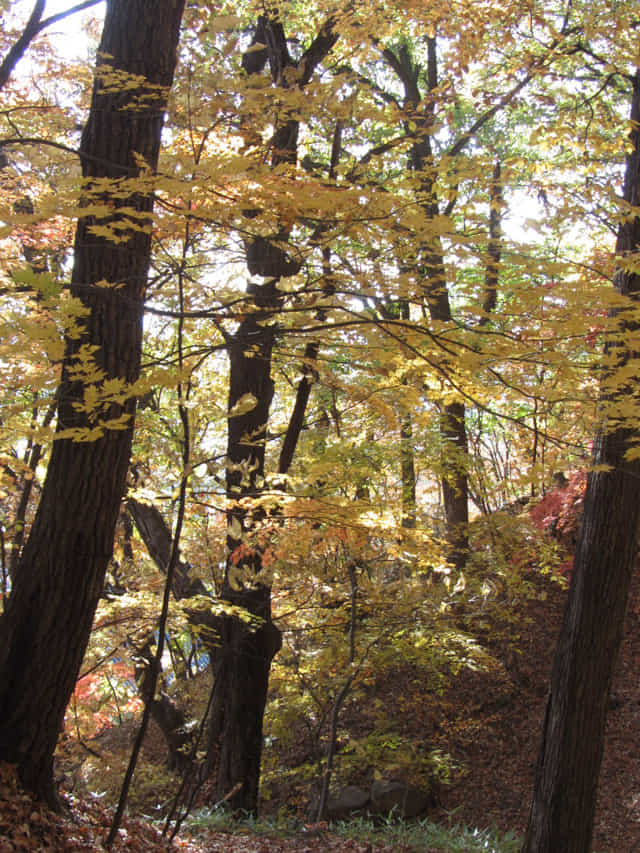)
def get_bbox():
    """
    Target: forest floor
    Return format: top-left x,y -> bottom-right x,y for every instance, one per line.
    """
2,567 -> 640,851
256,565 -> 640,852
429,568 -> 640,853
